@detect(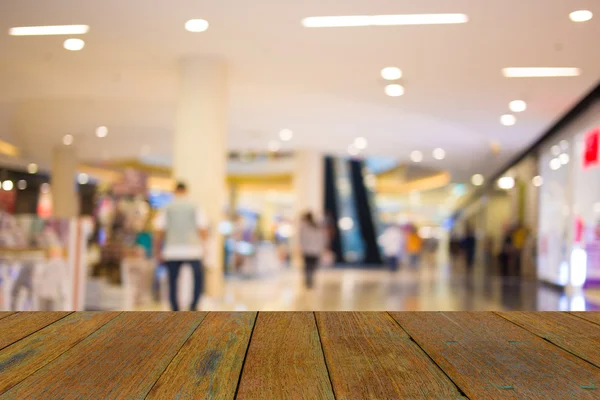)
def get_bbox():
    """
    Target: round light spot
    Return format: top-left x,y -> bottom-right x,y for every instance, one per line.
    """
385,84 -> 404,97
500,114 -> 516,126
532,175 -> 543,187
381,67 -> 402,80
471,174 -> 484,186
279,129 -> 293,141
570,10 -> 593,22
338,217 -> 354,231
63,134 -> 74,146
27,163 -> 38,174
2,180 -> 13,191
509,100 -> 527,113
64,38 -> 85,51
17,180 -> 27,190
433,148 -> 446,160
185,19 -> 209,32
410,150 -> 423,163
354,137 -> 368,150
96,126 -> 108,138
